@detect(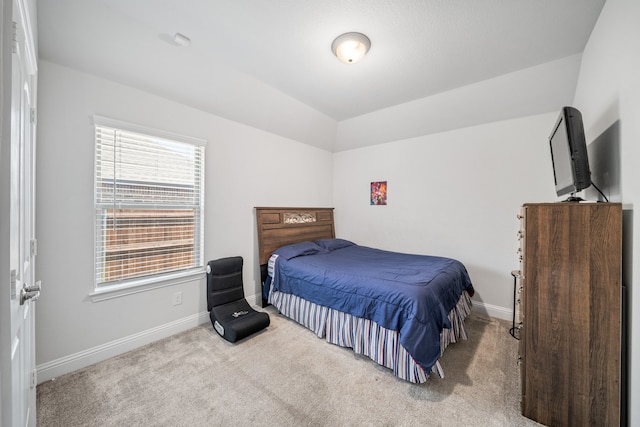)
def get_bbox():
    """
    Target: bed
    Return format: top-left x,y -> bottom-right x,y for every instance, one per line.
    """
255,207 -> 474,383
